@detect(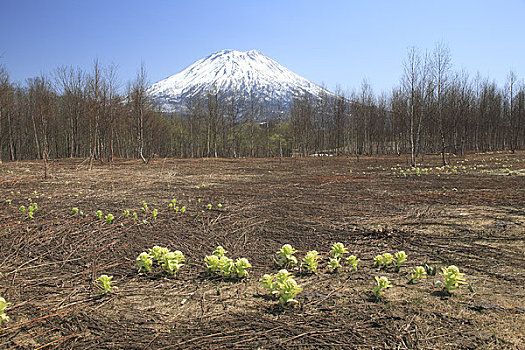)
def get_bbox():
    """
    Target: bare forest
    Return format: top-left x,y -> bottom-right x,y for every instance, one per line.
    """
0,47 -> 524,165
